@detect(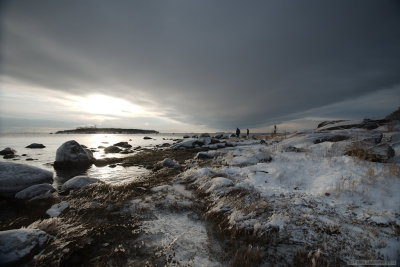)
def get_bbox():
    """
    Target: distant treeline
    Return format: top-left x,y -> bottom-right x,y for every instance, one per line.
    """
55,128 -> 159,134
